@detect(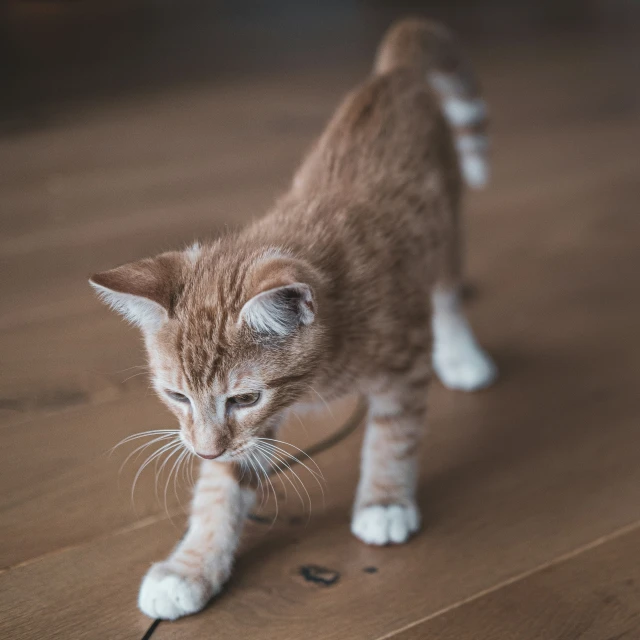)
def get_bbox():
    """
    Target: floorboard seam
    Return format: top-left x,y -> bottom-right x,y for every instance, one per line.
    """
0,511 -> 179,574
375,518 -> 640,640
140,618 -> 162,640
